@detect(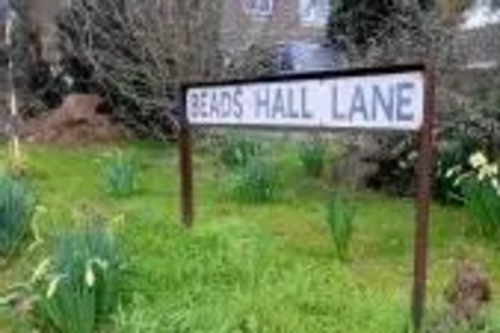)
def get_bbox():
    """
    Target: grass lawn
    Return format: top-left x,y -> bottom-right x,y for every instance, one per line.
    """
0,140 -> 499,332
